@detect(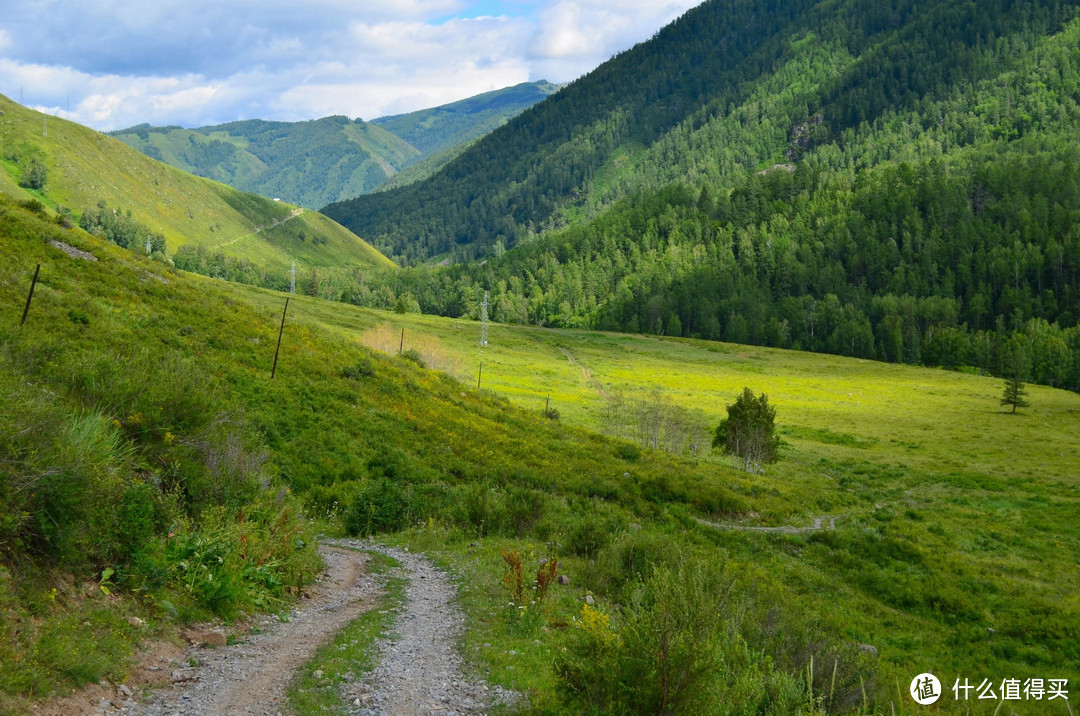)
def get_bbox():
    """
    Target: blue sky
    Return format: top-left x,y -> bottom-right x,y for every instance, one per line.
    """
0,0 -> 700,131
